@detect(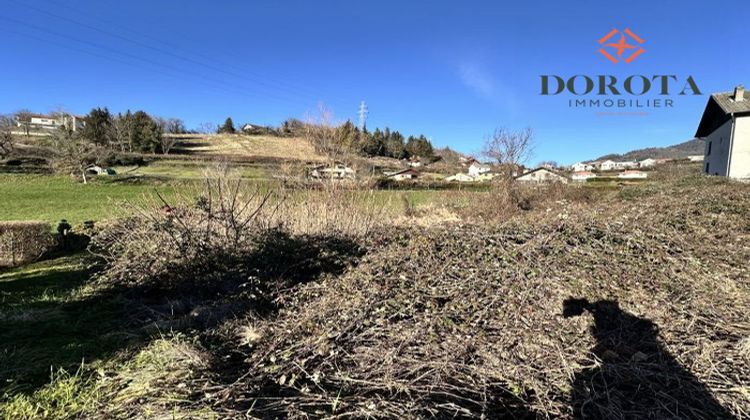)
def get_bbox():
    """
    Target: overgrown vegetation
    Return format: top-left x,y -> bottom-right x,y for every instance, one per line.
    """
1,171 -> 748,419
0,221 -> 53,267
